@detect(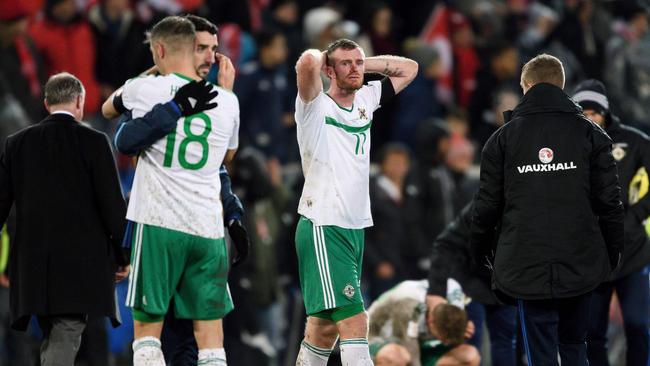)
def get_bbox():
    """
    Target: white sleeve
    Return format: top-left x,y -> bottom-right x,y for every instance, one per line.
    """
120,77 -> 144,111
228,96 -> 240,150
295,92 -> 326,126
364,80 -> 382,112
